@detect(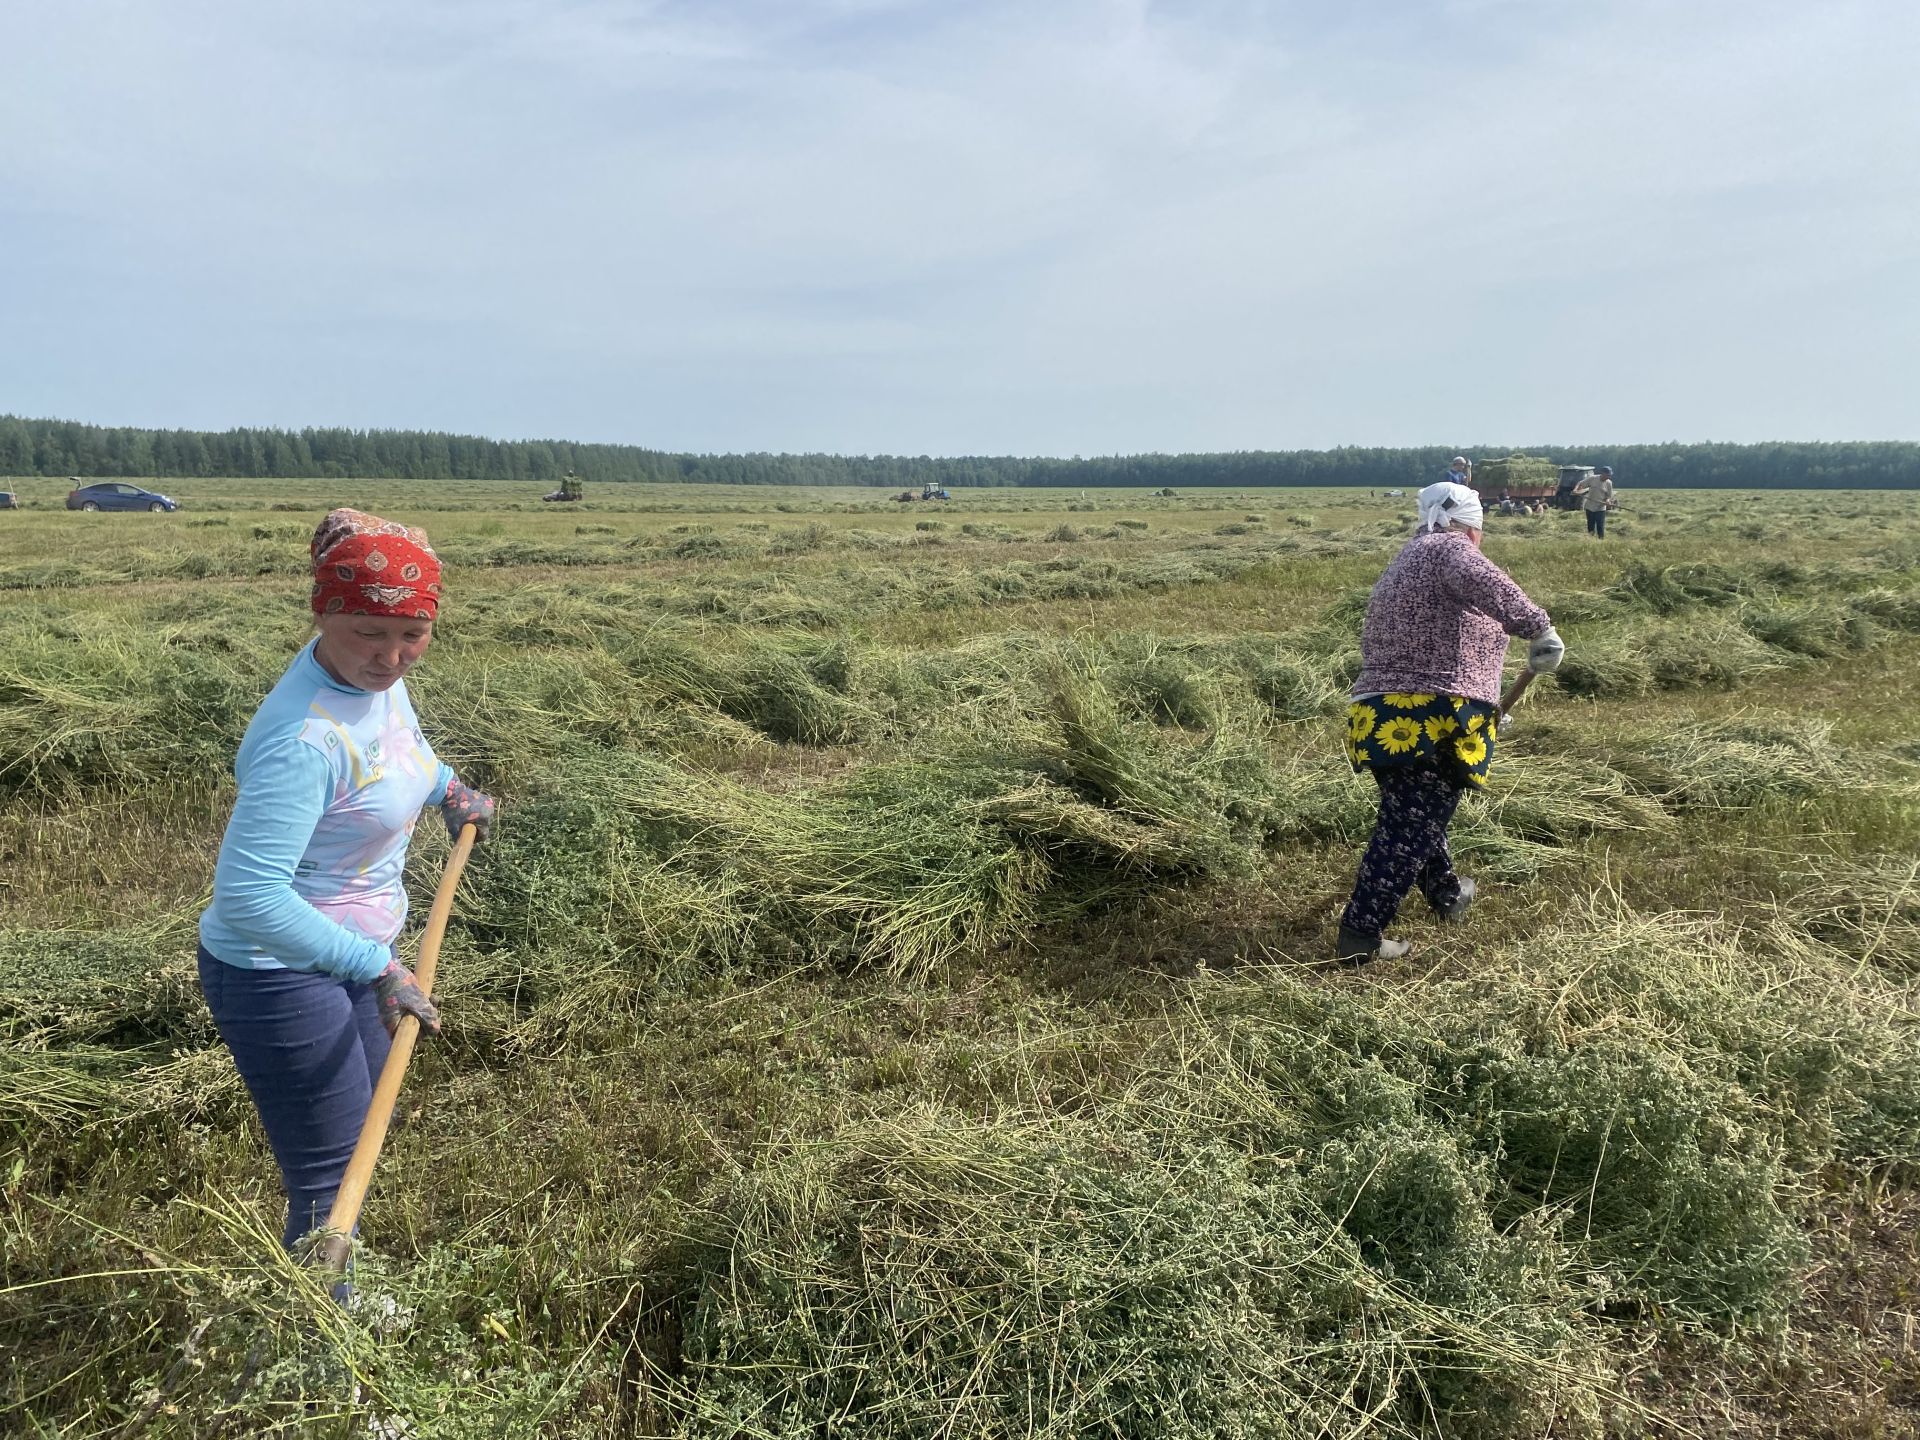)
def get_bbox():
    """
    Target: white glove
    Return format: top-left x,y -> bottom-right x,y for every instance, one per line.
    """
1527,627 -> 1564,674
